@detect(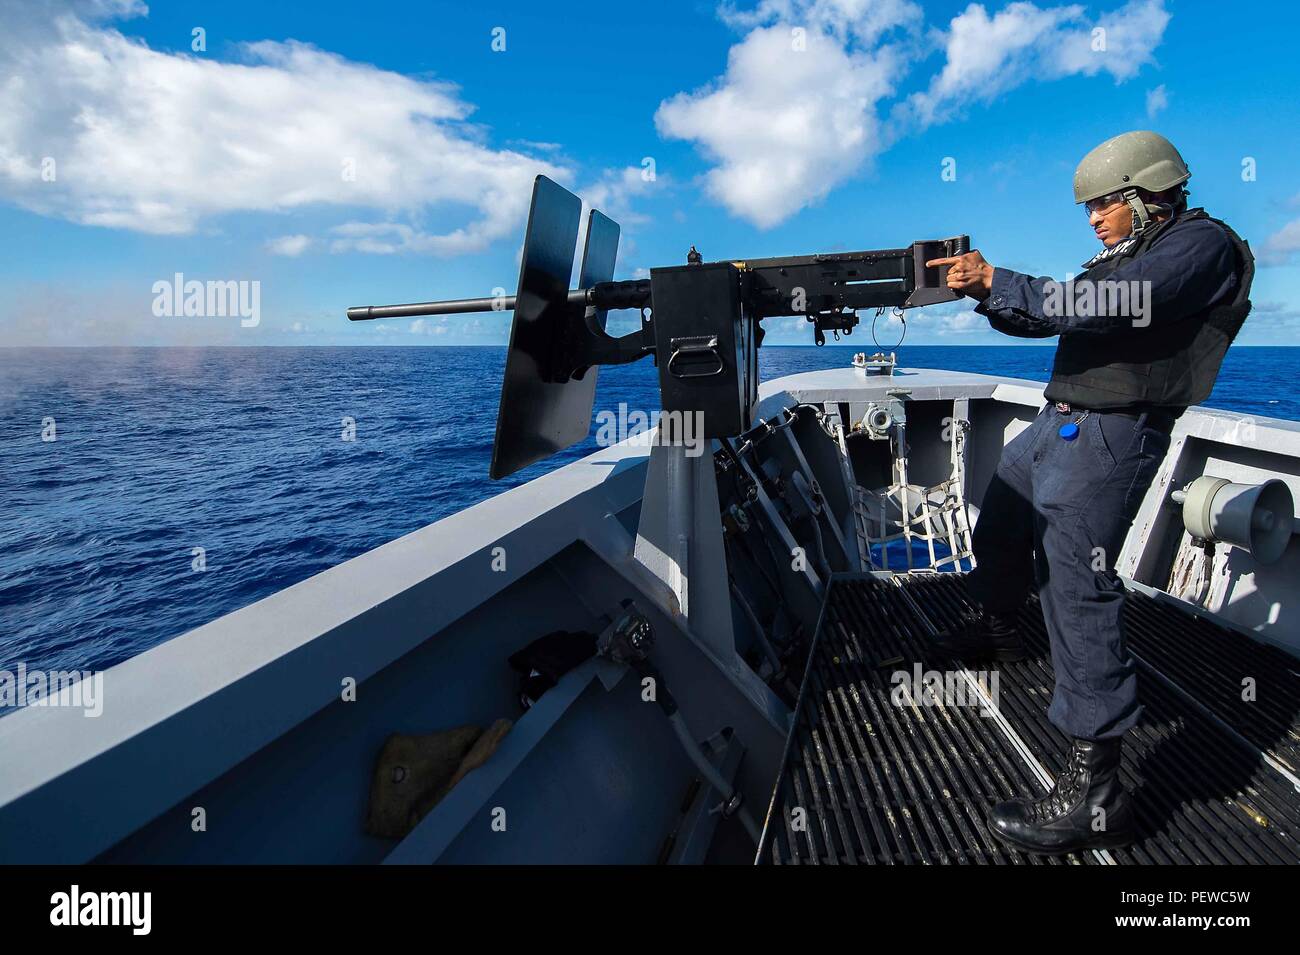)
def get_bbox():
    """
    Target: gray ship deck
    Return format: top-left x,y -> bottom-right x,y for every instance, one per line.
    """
5,366 -> 1297,865
759,574 -> 1300,865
